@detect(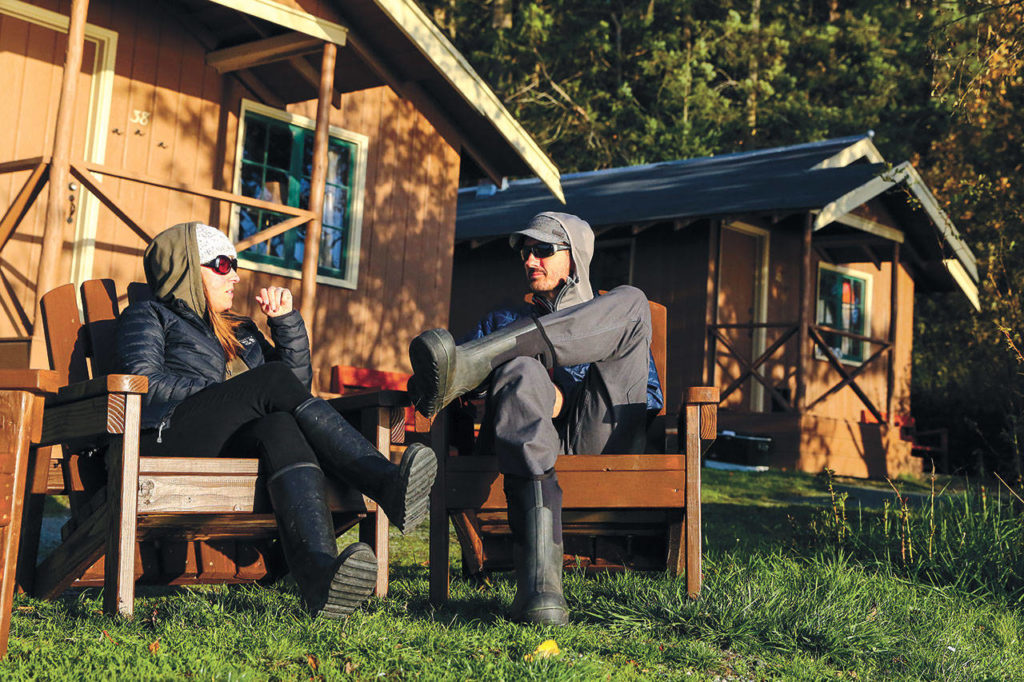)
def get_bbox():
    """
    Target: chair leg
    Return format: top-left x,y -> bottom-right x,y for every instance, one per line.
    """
104,394 -> 142,617
428,414 -> 449,605
0,390 -> 39,657
359,507 -> 389,597
683,403 -> 702,599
